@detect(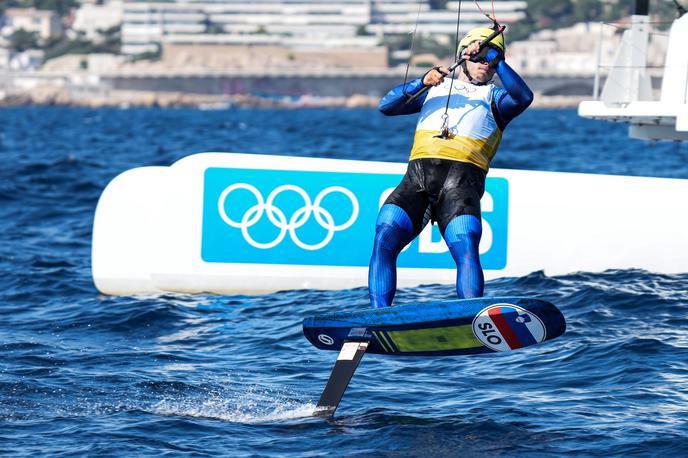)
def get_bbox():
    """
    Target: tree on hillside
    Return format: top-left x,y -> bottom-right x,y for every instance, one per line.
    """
523,0 -> 575,27
574,0 -> 605,23
509,0 -> 635,40
1,0 -> 78,16
33,0 -> 79,16
428,0 -> 450,10
10,29 -> 40,52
